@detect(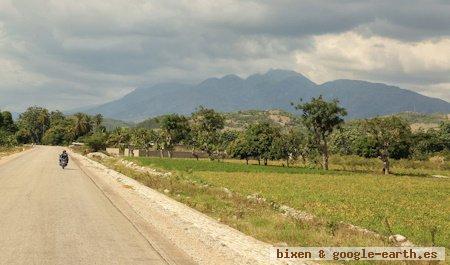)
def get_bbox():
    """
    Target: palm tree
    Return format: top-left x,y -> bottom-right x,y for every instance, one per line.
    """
107,128 -> 131,151
73,113 -> 92,139
93,114 -> 103,129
